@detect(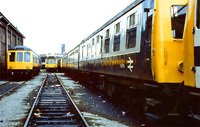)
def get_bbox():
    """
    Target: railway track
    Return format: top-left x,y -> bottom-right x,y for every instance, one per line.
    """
24,73 -> 89,127
0,81 -> 27,98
